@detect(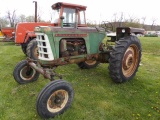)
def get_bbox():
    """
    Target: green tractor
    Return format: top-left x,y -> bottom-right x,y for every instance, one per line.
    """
13,2 -> 144,119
